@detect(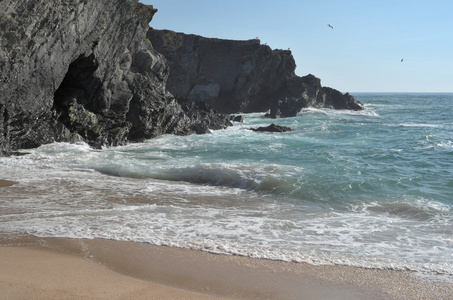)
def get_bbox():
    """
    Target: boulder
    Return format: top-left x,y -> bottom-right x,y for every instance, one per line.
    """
231,115 -> 244,123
